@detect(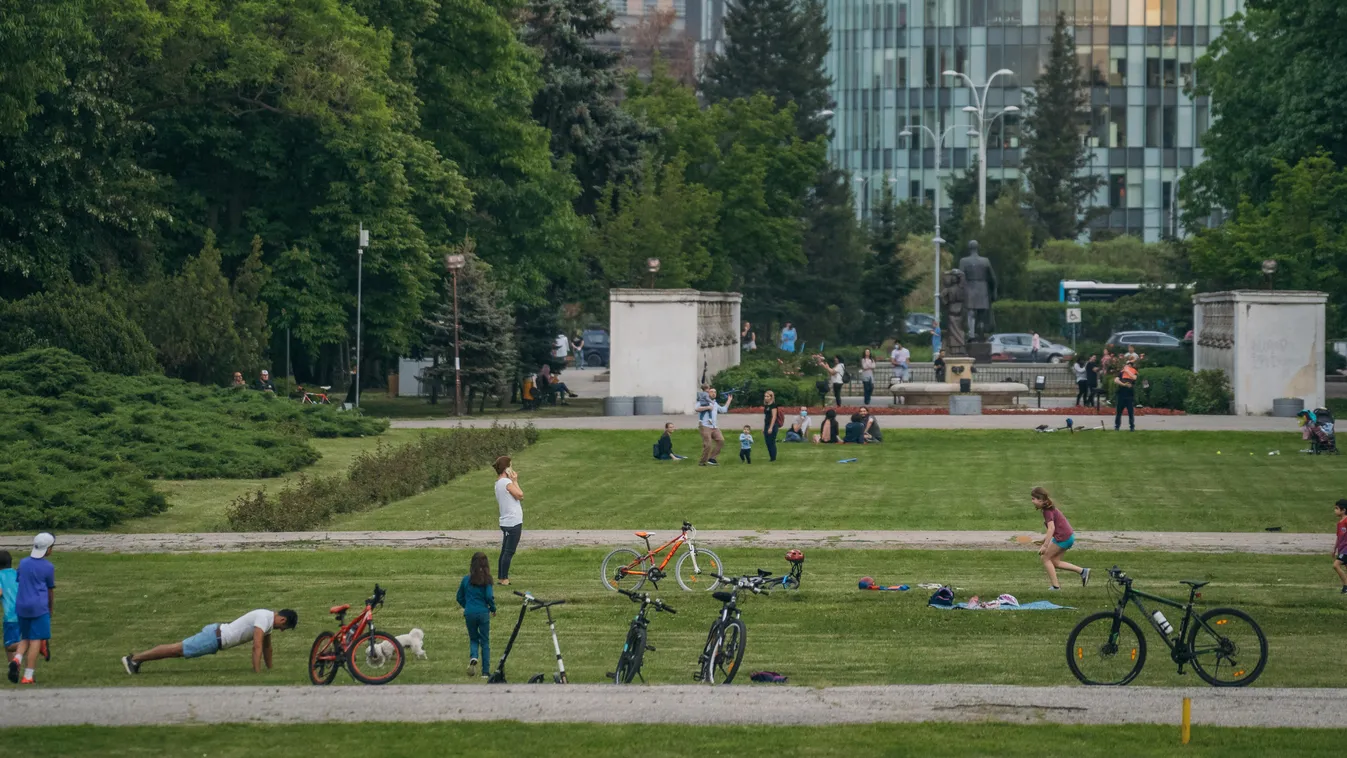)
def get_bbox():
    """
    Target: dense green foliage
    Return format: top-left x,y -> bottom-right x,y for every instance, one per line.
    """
0,349 -> 386,530
0,286 -> 158,375
423,247 -> 519,408
1186,369 -> 1234,415
227,425 -> 537,530
860,182 -> 921,339
955,191 -> 1033,300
